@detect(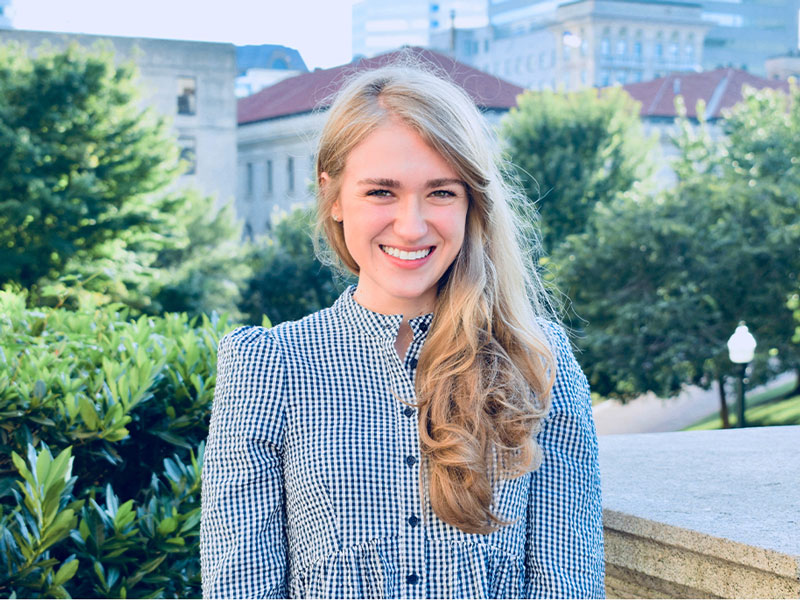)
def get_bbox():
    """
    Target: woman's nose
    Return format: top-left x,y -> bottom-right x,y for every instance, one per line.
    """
393,197 -> 428,240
